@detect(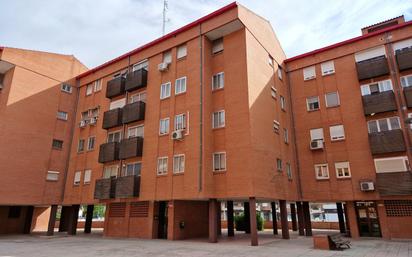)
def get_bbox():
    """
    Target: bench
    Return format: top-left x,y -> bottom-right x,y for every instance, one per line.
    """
328,233 -> 351,250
